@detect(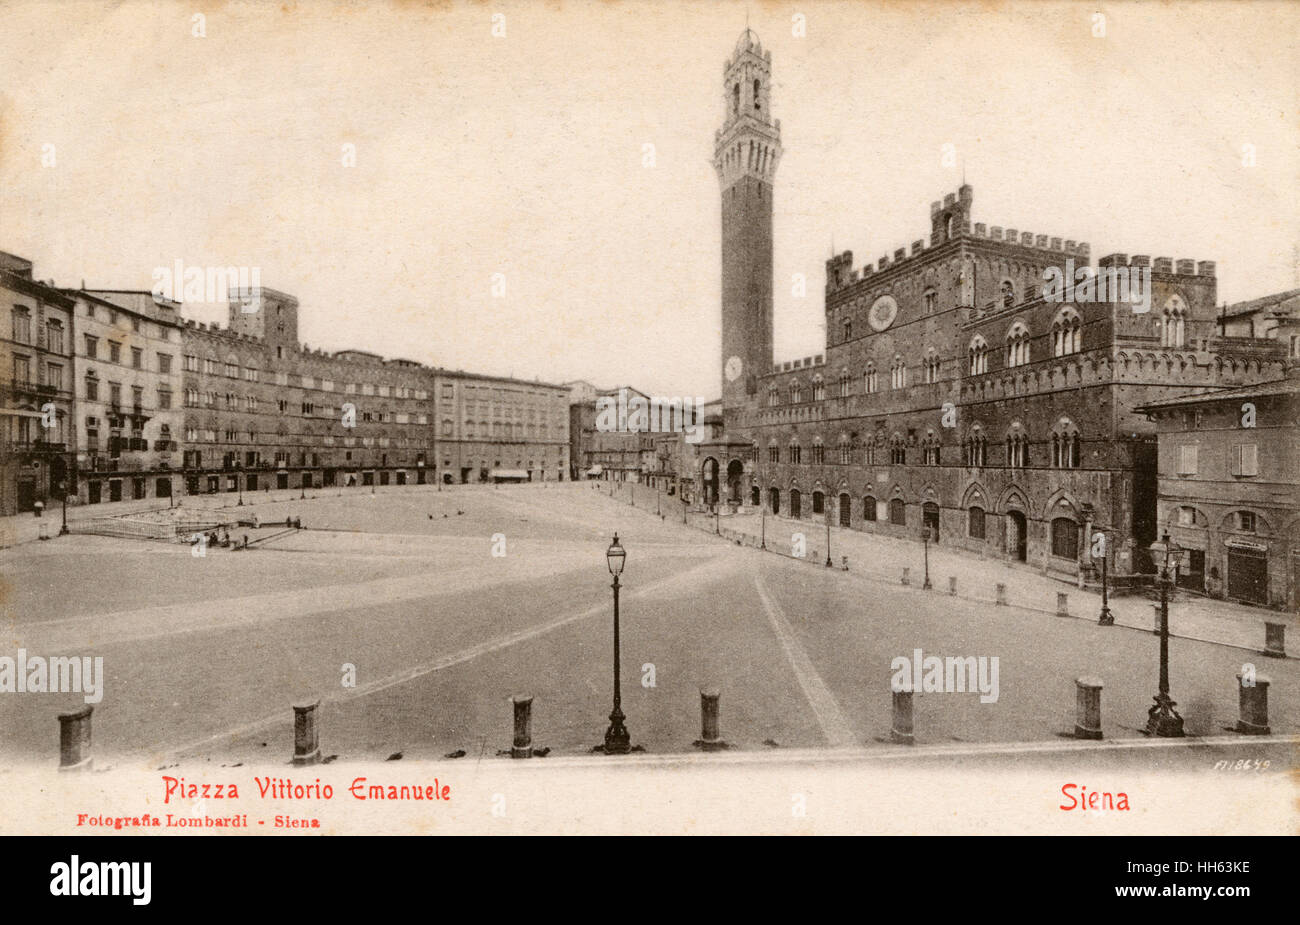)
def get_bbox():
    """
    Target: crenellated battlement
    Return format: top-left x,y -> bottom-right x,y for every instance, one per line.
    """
1098,253 -> 1215,278
770,354 -> 825,376
825,185 -> 1102,296
969,223 -> 1090,260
